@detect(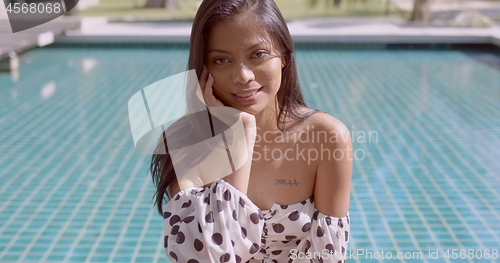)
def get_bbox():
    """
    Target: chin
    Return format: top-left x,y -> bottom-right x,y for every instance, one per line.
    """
235,105 -> 263,116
